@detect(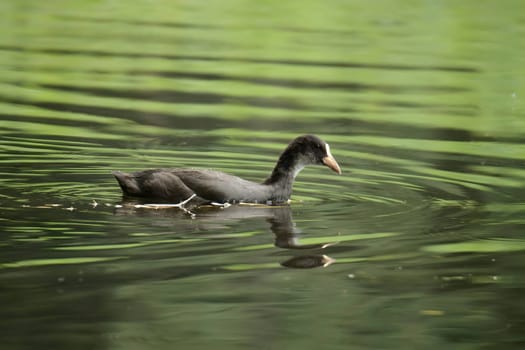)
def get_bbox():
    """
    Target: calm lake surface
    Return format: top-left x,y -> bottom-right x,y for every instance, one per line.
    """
1,1 -> 525,349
